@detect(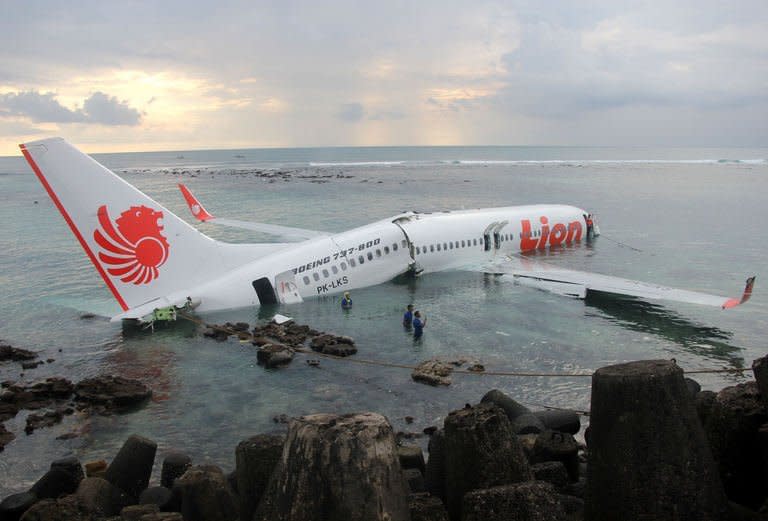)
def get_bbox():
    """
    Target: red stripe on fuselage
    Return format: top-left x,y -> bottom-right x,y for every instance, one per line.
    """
19,144 -> 129,311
